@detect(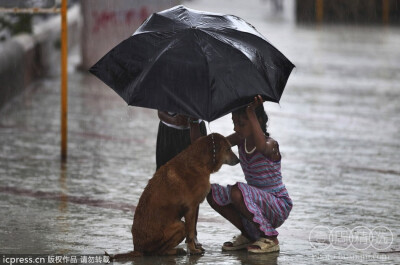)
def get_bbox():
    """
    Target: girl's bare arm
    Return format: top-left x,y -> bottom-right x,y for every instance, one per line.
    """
246,96 -> 281,161
246,96 -> 268,154
158,110 -> 188,127
226,132 -> 242,147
